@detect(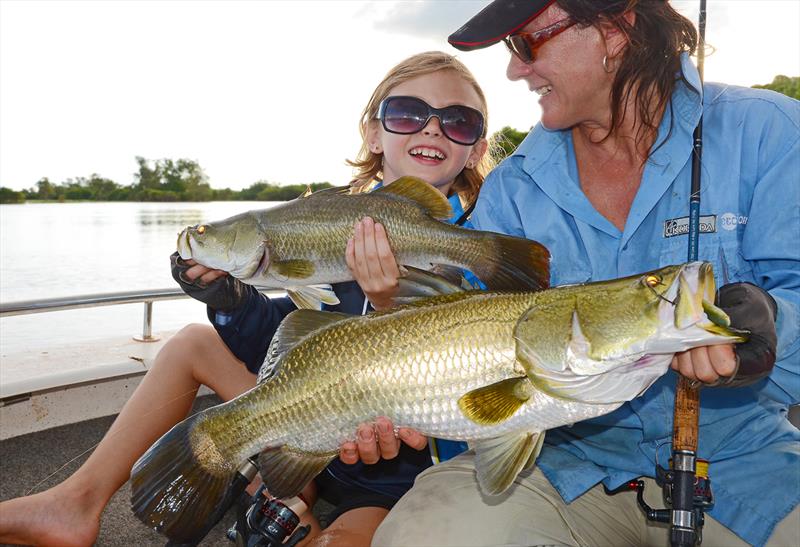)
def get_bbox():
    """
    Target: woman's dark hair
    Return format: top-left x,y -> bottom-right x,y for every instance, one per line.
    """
558,0 -> 698,151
